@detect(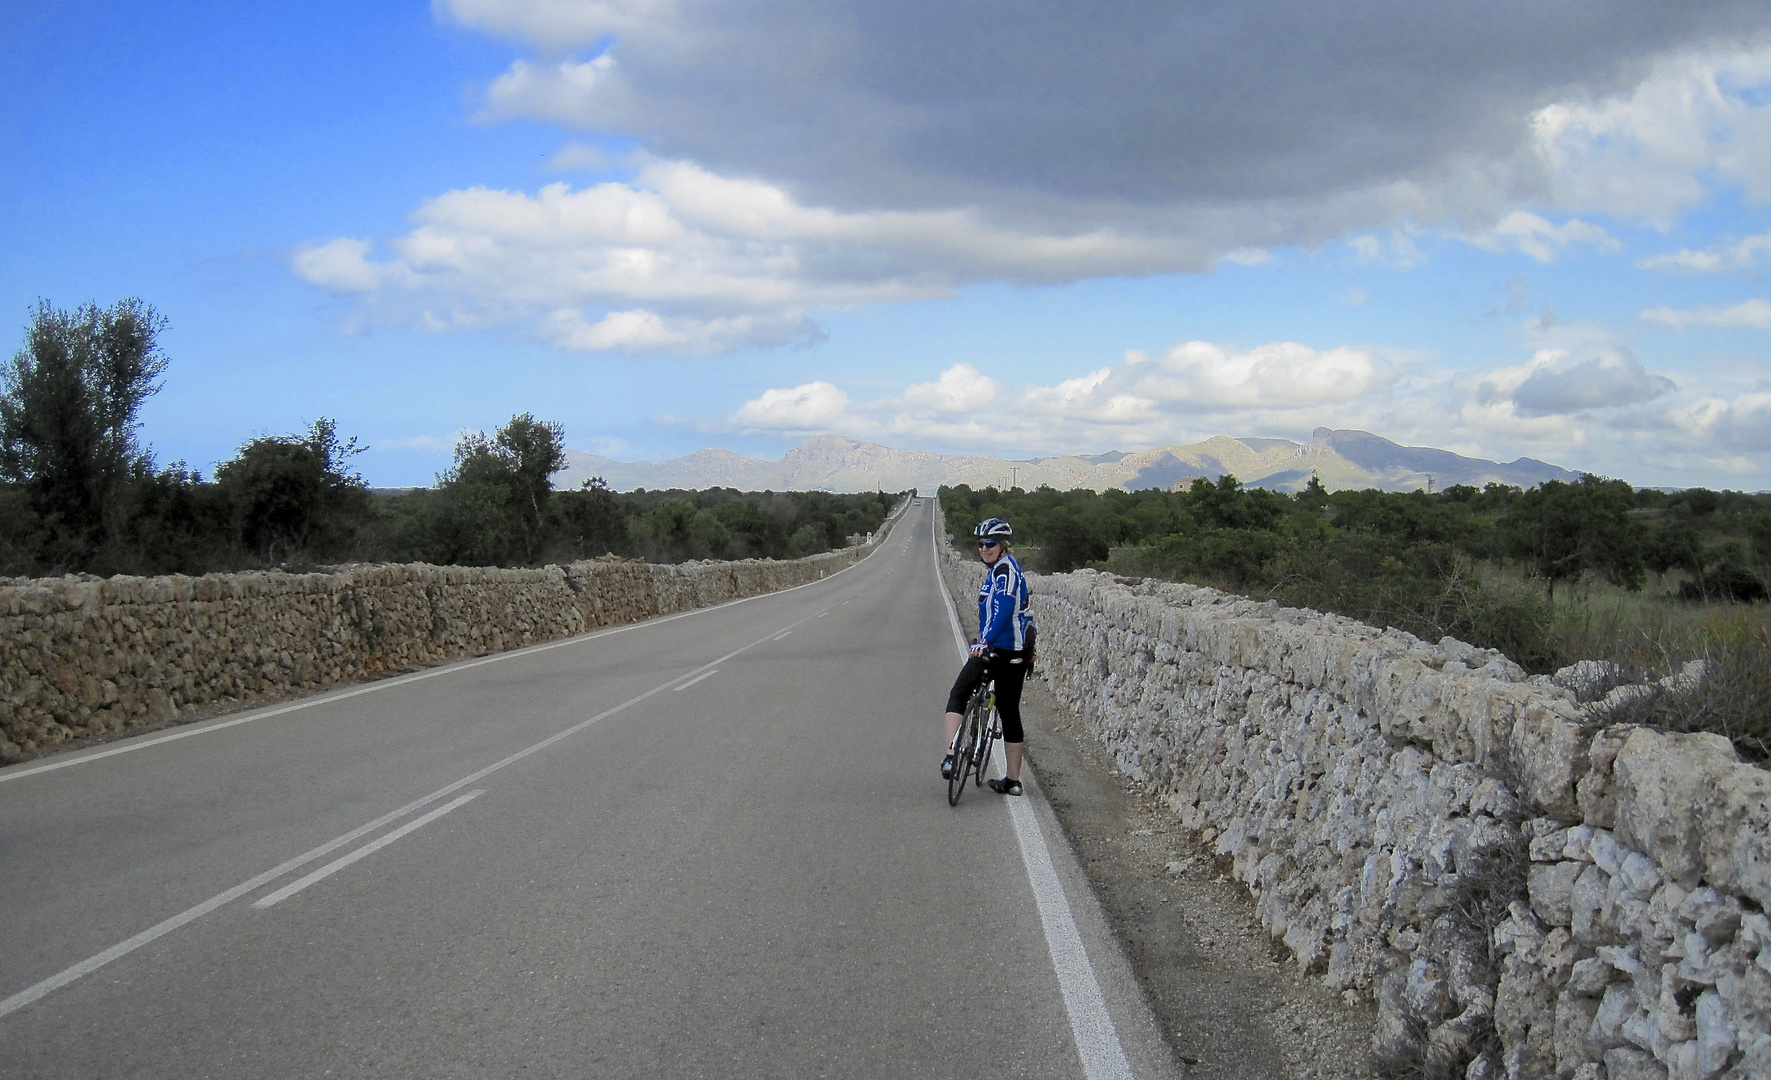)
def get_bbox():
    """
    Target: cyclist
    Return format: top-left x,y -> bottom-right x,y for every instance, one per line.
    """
940,517 -> 1036,796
